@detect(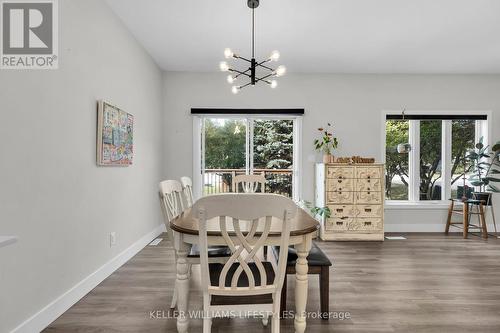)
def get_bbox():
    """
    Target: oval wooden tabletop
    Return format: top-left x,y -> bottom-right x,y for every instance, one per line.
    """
170,205 -> 319,237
